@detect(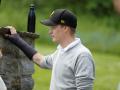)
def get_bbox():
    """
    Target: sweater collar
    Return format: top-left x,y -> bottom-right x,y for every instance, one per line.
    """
57,38 -> 81,52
